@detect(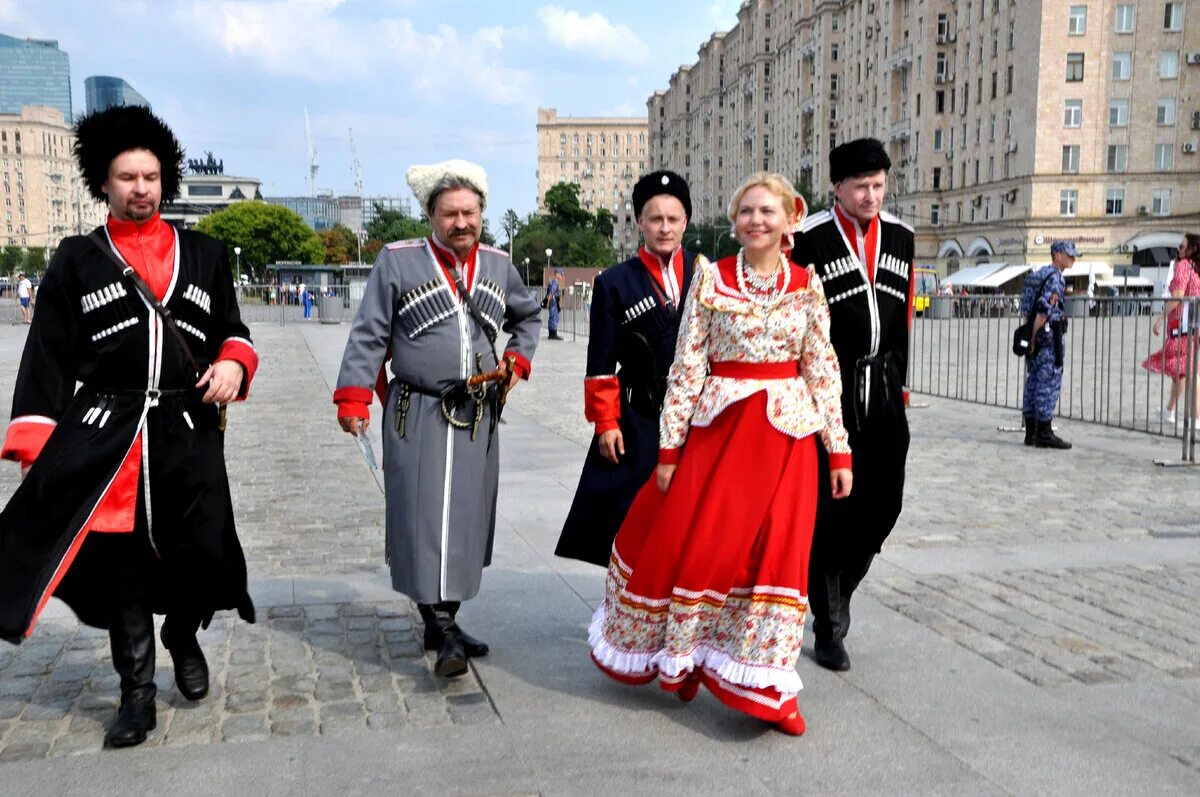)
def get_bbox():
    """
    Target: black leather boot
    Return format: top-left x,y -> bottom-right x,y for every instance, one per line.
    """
422,604 -> 468,678
418,603 -> 490,658
1023,415 -> 1036,446
1035,420 -> 1072,449
105,602 -> 157,748
161,612 -> 209,701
